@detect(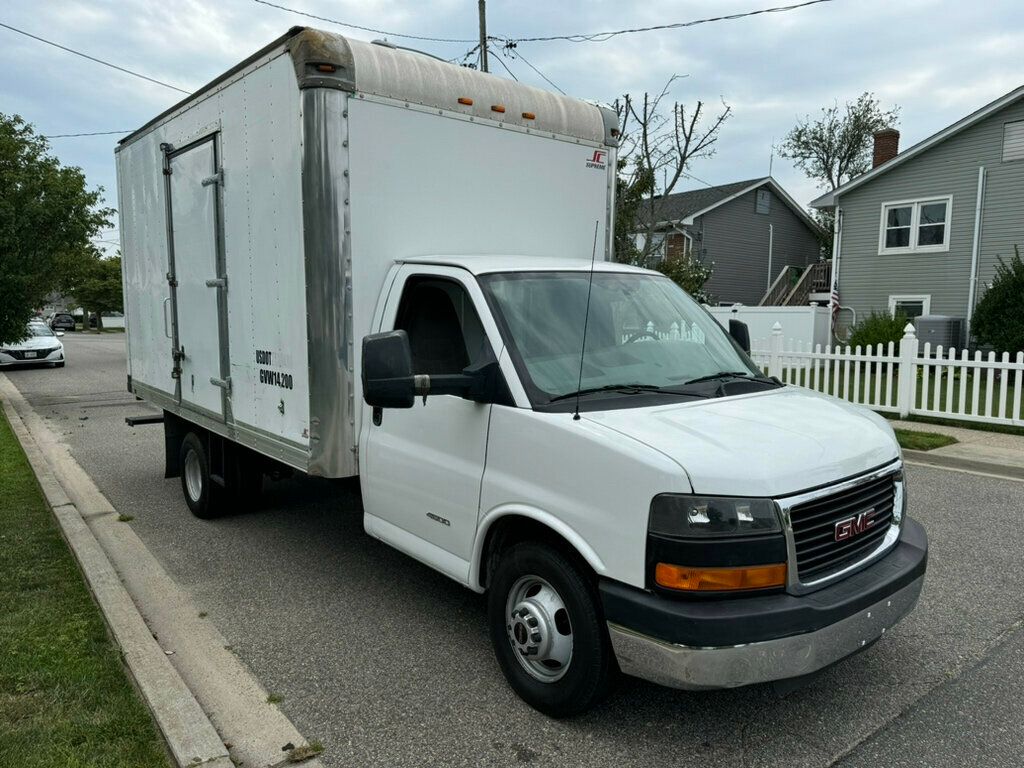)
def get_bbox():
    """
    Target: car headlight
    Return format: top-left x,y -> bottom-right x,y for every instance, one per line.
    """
649,494 -> 781,537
